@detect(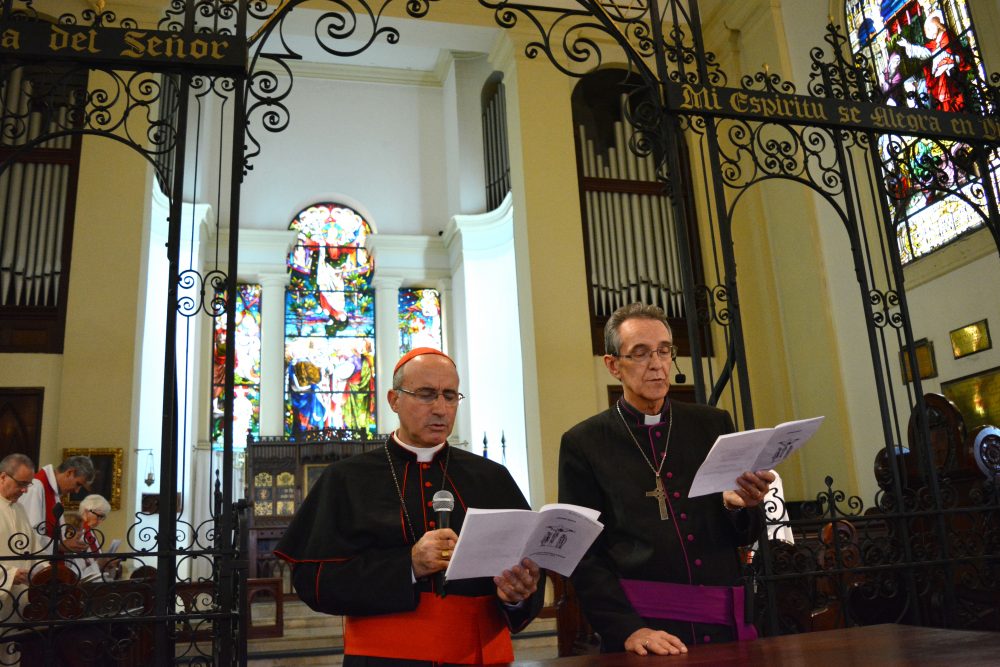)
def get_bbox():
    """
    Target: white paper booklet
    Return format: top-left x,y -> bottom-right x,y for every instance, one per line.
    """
688,416 -> 825,497
445,503 -> 604,580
